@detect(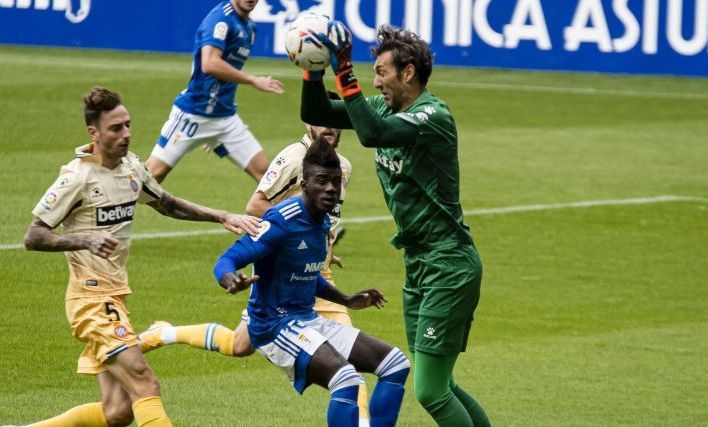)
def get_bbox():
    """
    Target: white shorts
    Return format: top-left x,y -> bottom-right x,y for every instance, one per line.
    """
150,105 -> 263,168
256,315 -> 360,393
